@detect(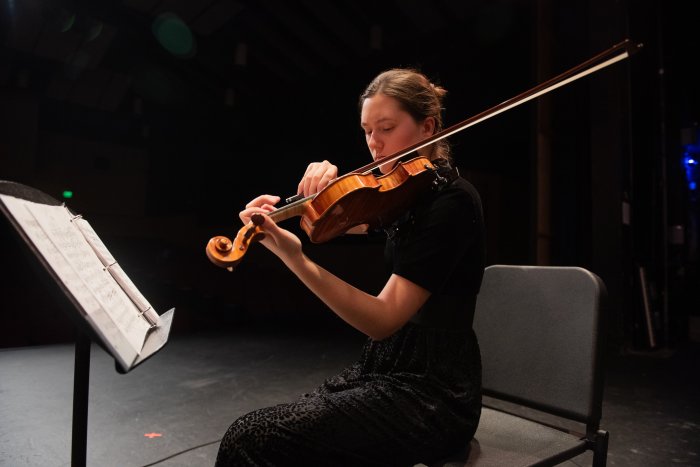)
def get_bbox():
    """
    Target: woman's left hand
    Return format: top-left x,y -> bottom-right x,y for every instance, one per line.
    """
239,195 -> 303,262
